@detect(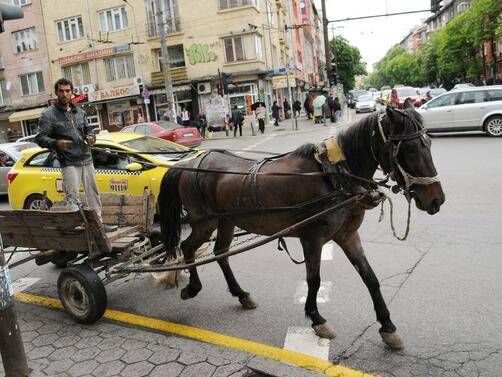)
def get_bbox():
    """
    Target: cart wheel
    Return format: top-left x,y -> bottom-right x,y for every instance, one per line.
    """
57,265 -> 107,324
